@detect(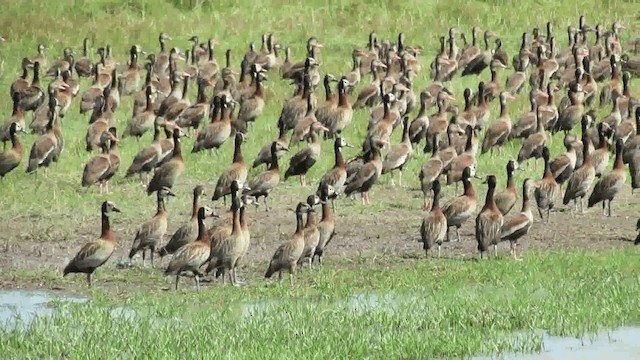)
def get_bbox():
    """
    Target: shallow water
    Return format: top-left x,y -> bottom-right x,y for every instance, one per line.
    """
0,290 -> 87,329
0,289 -> 139,330
473,327 -> 640,360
